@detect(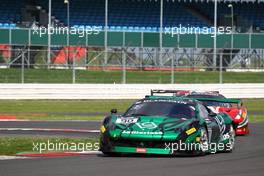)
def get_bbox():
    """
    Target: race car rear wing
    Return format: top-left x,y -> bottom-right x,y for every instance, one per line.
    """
150,89 -> 220,96
192,97 -> 242,108
150,90 -> 242,107
150,89 -> 190,96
